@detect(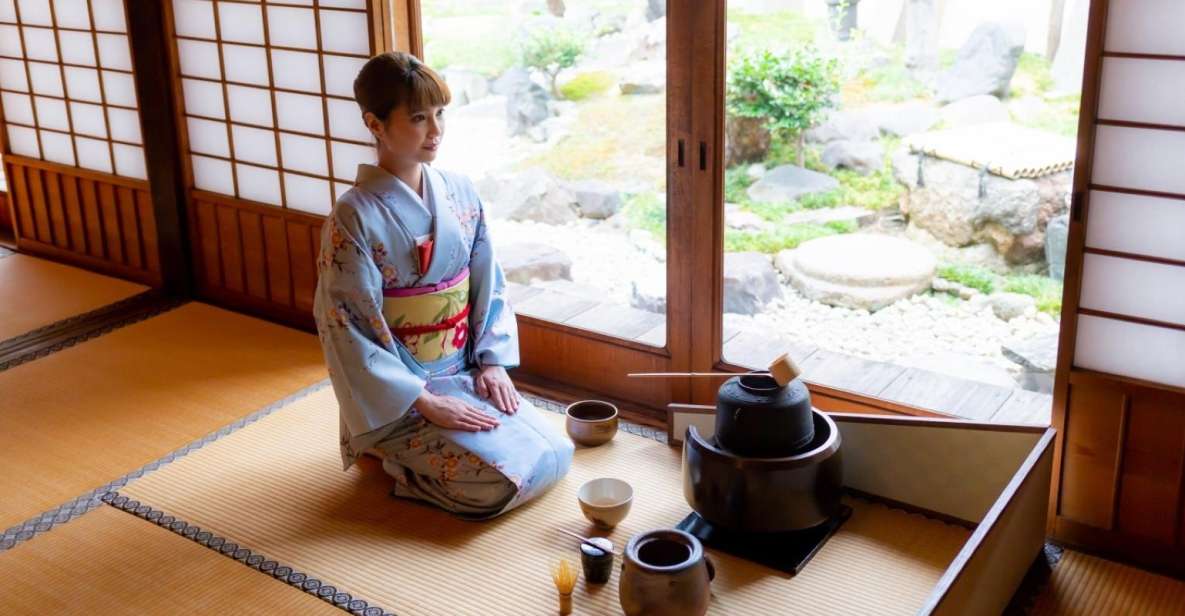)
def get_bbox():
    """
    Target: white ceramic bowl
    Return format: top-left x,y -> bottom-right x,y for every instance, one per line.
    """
578,478 -> 634,529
